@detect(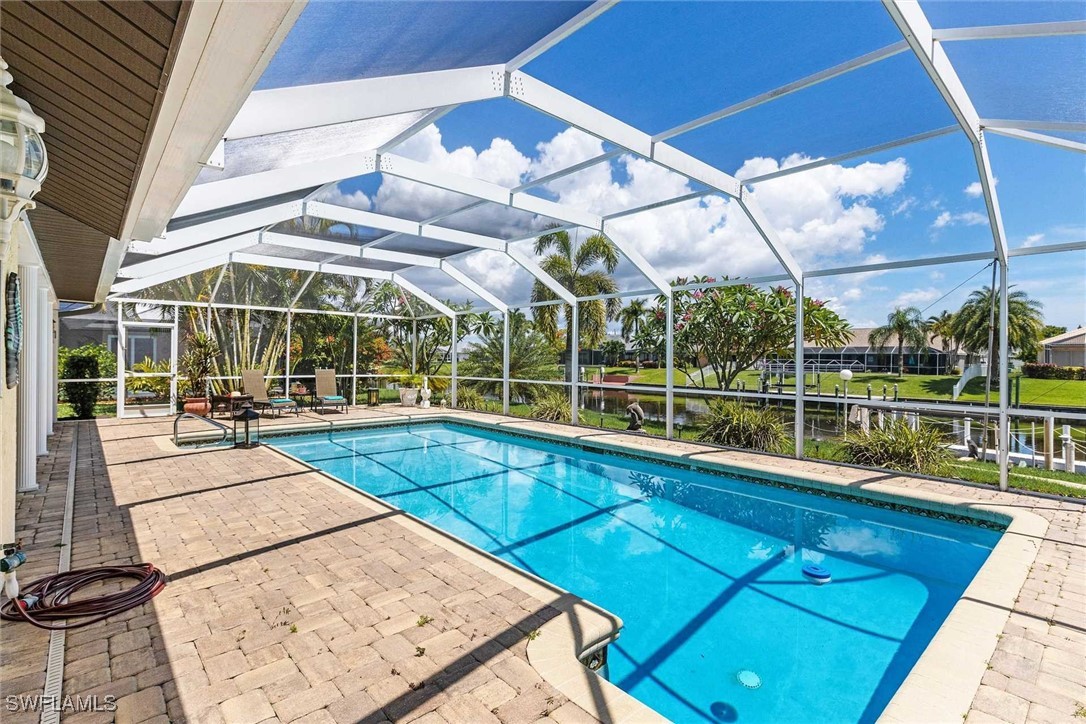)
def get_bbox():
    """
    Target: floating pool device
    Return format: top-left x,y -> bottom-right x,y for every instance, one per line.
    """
802,564 -> 831,585
736,670 -> 762,689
